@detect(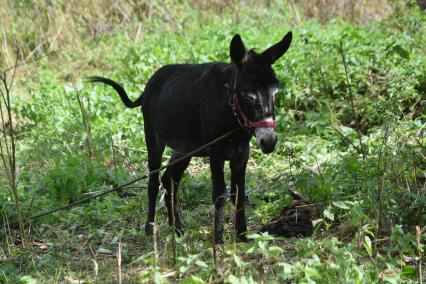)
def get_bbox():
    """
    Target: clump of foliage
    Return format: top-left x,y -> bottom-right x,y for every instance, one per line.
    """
1,0 -> 425,283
